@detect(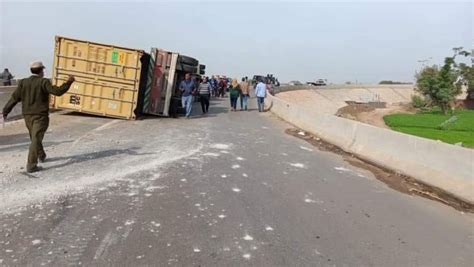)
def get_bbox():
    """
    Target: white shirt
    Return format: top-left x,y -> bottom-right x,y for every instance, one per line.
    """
255,82 -> 267,98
